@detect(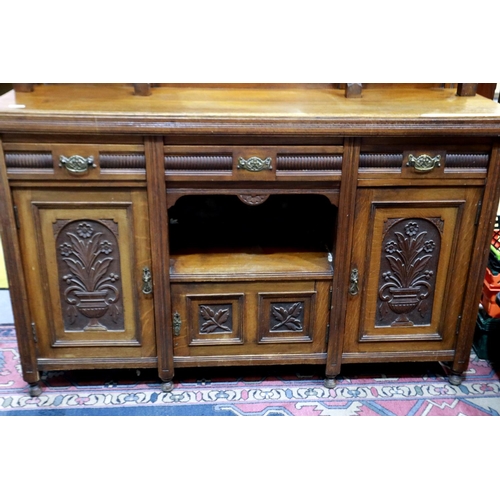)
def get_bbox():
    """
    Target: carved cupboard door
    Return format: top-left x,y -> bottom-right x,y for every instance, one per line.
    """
343,187 -> 482,359
12,189 -> 156,364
